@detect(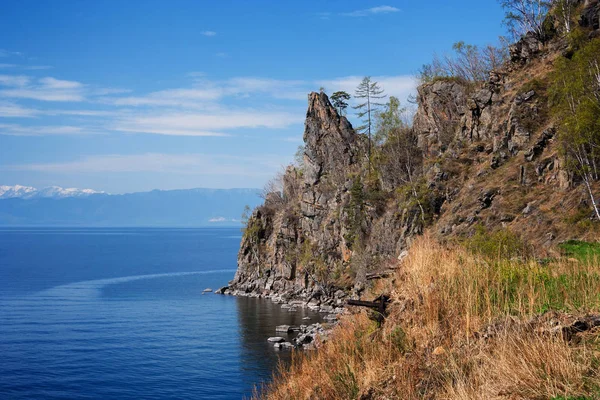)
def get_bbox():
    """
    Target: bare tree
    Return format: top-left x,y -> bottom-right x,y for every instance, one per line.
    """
419,41 -> 508,83
261,170 -> 285,206
498,0 -> 553,40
